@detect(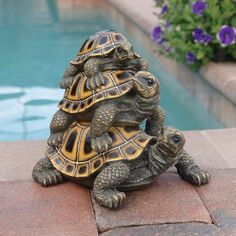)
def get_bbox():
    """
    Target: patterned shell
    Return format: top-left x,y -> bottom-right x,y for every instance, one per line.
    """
58,70 -> 134,113
71,30 -> 129,65
46,122 -> 153,178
